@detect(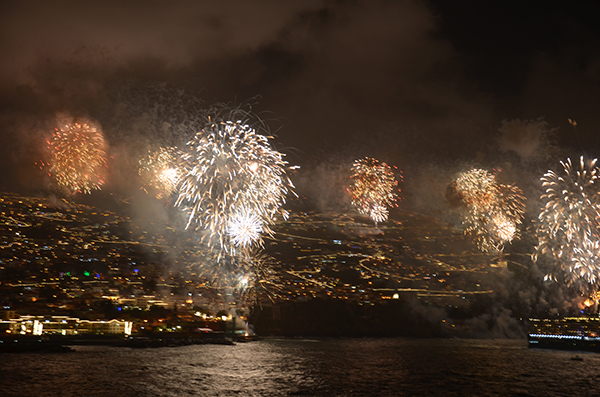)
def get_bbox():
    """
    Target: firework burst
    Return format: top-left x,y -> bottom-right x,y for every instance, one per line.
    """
236,249 -> 284,304
175,106 -> 297,256
348,157 -> 400,225
489,213 -> 517,242
534,157 -> 600,291
47,121 -> 108,194
455,169 -> 496,209
194,247 -> 282,305
138,147 -> 183,199
454,168 -> 525,252
226,207 -> 264,248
